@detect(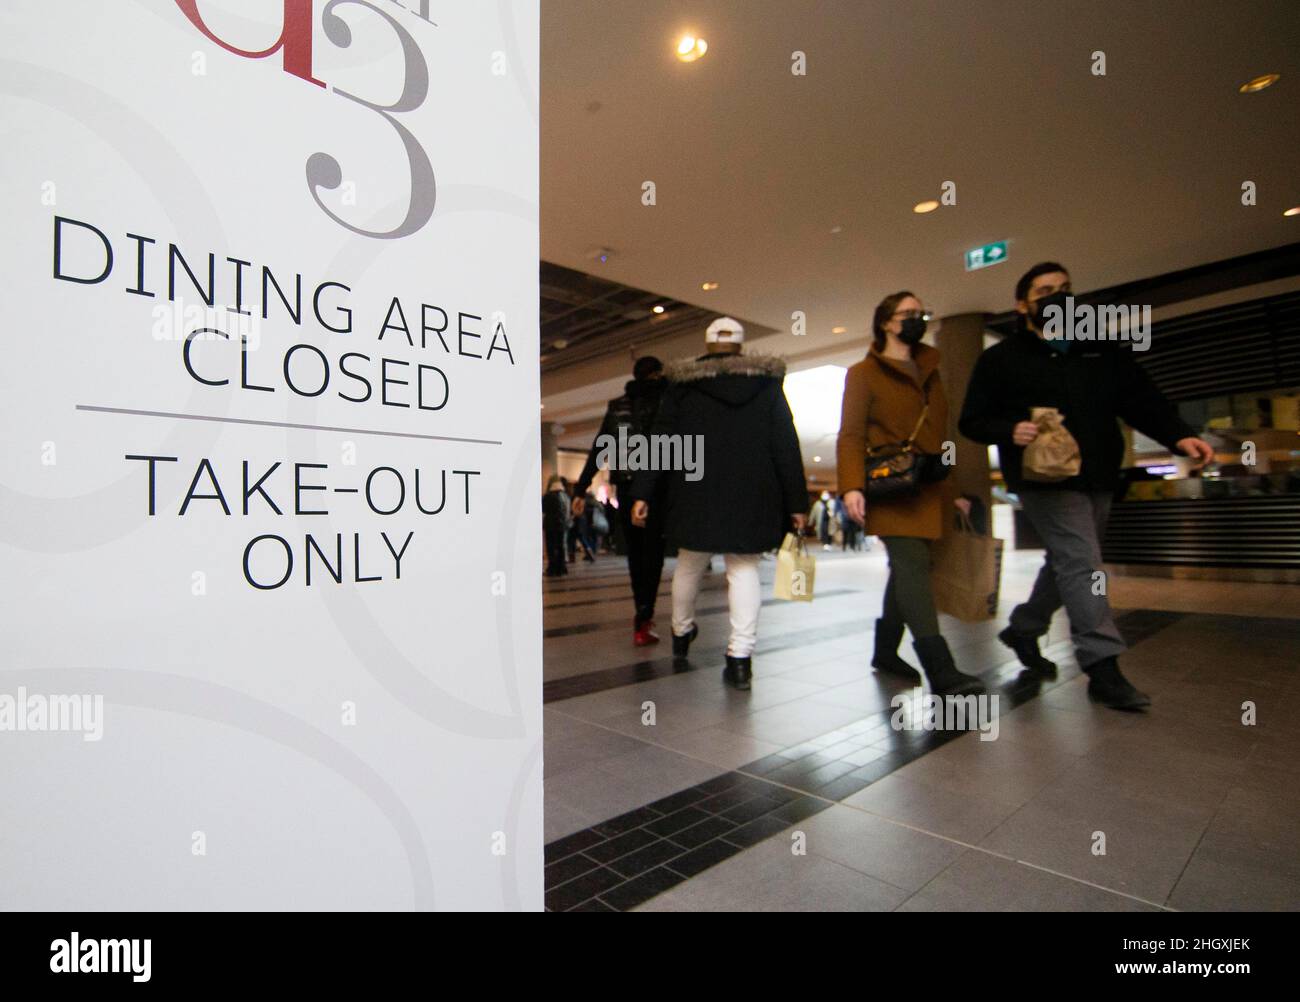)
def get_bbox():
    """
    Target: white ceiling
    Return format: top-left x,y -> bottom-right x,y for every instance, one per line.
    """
540,0 -> 1300,450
